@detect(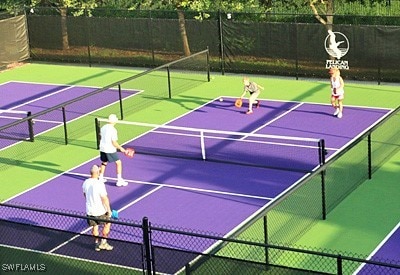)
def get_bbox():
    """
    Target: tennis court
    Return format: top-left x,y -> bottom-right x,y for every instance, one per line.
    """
0,82 -> 394,274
